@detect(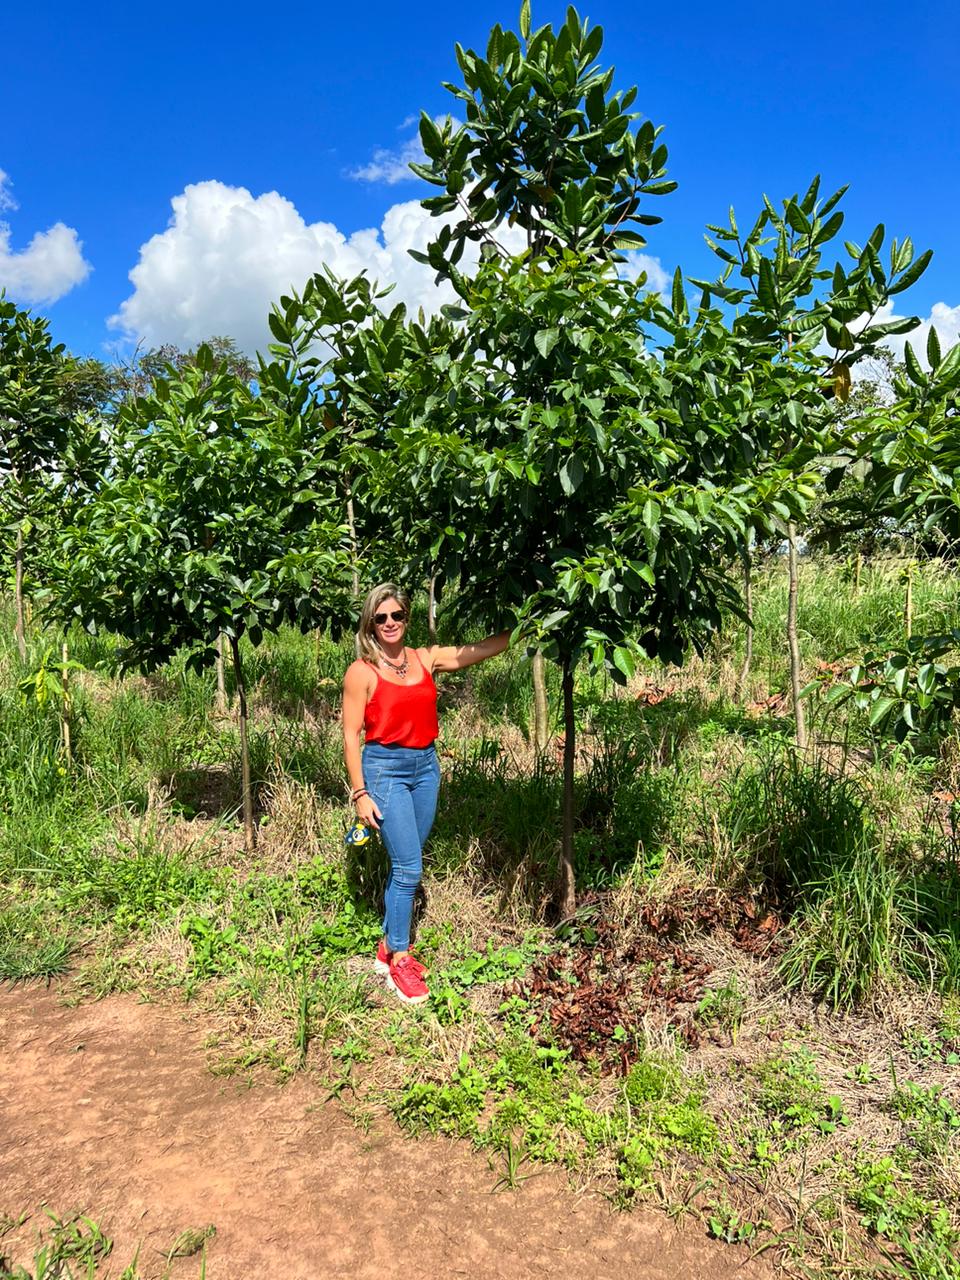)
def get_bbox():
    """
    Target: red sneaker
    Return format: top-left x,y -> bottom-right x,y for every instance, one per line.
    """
375,938 -> 424,977
387,953 -> 430,1005
374,937 -> 392,974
